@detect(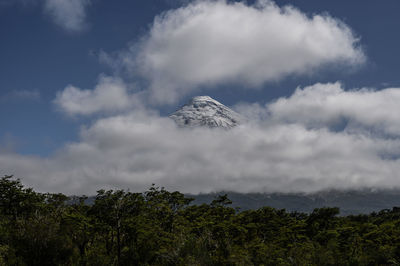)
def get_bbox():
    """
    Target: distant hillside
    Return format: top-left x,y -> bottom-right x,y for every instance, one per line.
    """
189,190 -> 400,215
81,190 -> 400,215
